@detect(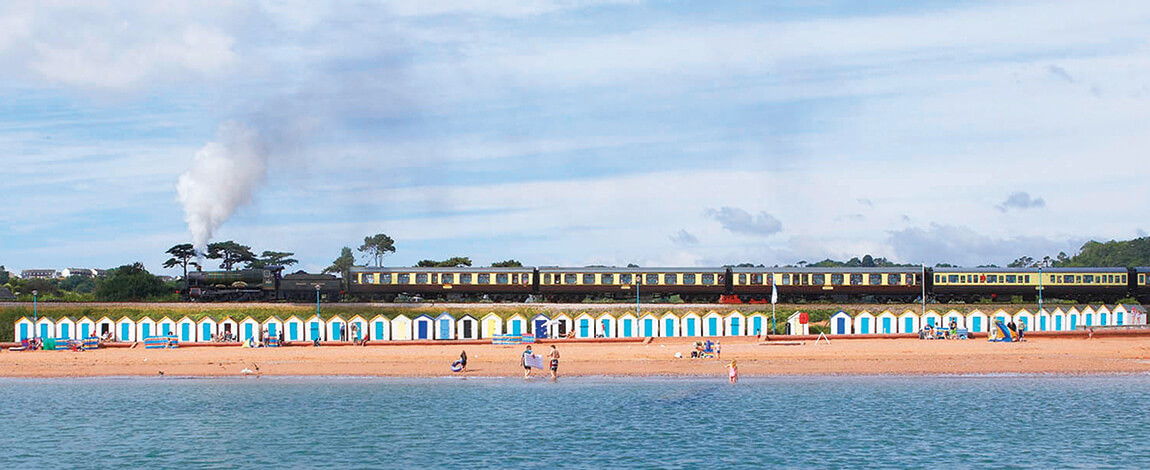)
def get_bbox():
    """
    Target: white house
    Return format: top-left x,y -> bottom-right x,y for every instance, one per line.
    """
391,314 -> 412,341
786,311 -> 809,336
95,316 -> 116,339
922,310 -> 943,329
548,313 -> 573,339
505,314 -> 527,337
219,317 -> 239,340
305,315 -> 325,342
746,313 -> 769,336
